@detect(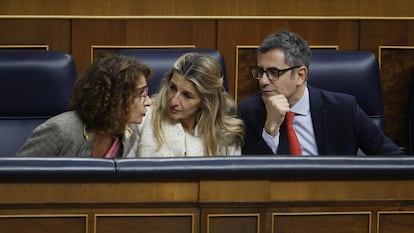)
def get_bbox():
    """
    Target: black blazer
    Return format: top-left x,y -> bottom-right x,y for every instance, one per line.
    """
238,86 -> 404,155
